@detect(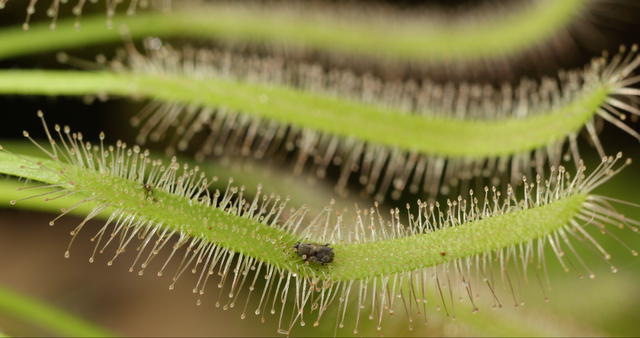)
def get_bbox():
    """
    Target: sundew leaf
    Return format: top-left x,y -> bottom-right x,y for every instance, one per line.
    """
0,0 -> 589,66
0,116 -> 637,335
0,69 -> 612,158
0,43 -> 638,200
